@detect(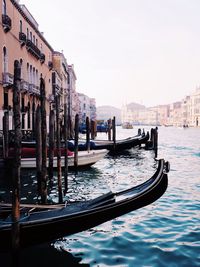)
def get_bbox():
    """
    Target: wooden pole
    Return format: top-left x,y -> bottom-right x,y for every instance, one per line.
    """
154,127 -> 158,158
48,109 -> 55,181
40,77 -> 47,204
2,111 -> 9,158
74,114 -> 79,171
55,94 -> 63,203
11,60 -> 21,265
112,116 -> 116,150
107,119 -> 111,141
86,116 -> 90,151
64,101 -> 68,193
35,105 -> 42,195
